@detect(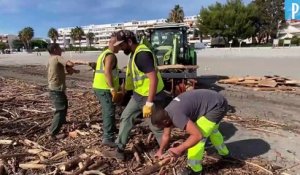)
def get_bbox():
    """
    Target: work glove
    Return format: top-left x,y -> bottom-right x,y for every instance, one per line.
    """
143,102 -> 154,118
110,89 -> 124,104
